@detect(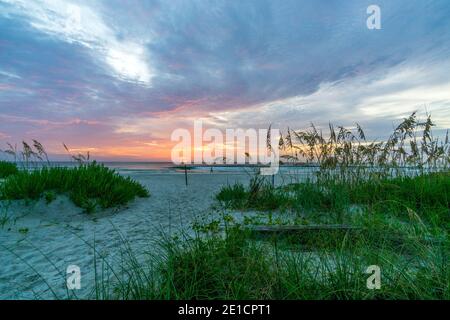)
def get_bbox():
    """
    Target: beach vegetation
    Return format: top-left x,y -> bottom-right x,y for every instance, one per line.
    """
0,161 -> 149,213
0,141 -> 149,213
102,215 -> 449,299
0,161 -> 18,179
141,113 -> 448,300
